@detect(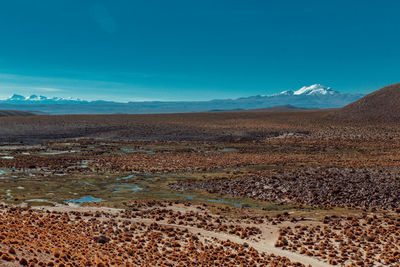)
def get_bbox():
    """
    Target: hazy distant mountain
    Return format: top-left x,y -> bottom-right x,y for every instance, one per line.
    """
0,84 -> 364,114
0,110 -> 35,117
243,104 -> 314,112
